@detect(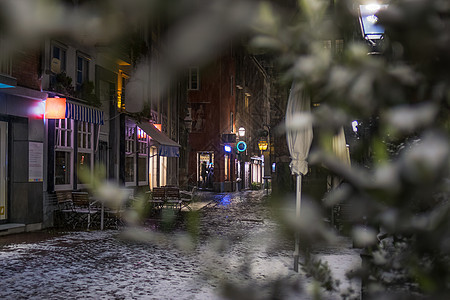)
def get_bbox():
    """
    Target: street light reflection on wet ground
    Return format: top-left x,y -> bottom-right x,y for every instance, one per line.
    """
216,194 -> 232,206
